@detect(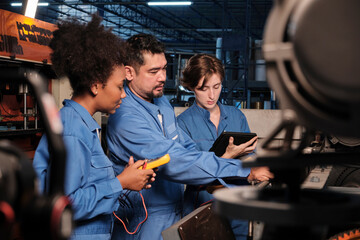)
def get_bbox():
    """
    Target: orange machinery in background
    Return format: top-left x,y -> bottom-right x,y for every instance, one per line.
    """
0,9 -> 56,159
